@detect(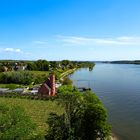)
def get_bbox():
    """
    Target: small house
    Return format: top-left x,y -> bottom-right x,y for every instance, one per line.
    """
38,74 -> 55,97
